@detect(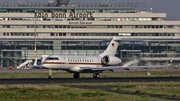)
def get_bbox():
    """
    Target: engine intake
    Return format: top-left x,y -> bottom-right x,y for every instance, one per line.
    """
101,55 -> 122,66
